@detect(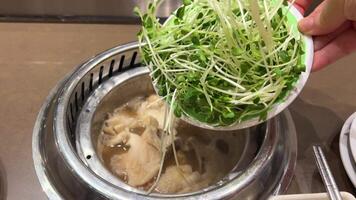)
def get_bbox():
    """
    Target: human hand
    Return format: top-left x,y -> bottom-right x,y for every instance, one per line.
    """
294,0 -> 356,71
